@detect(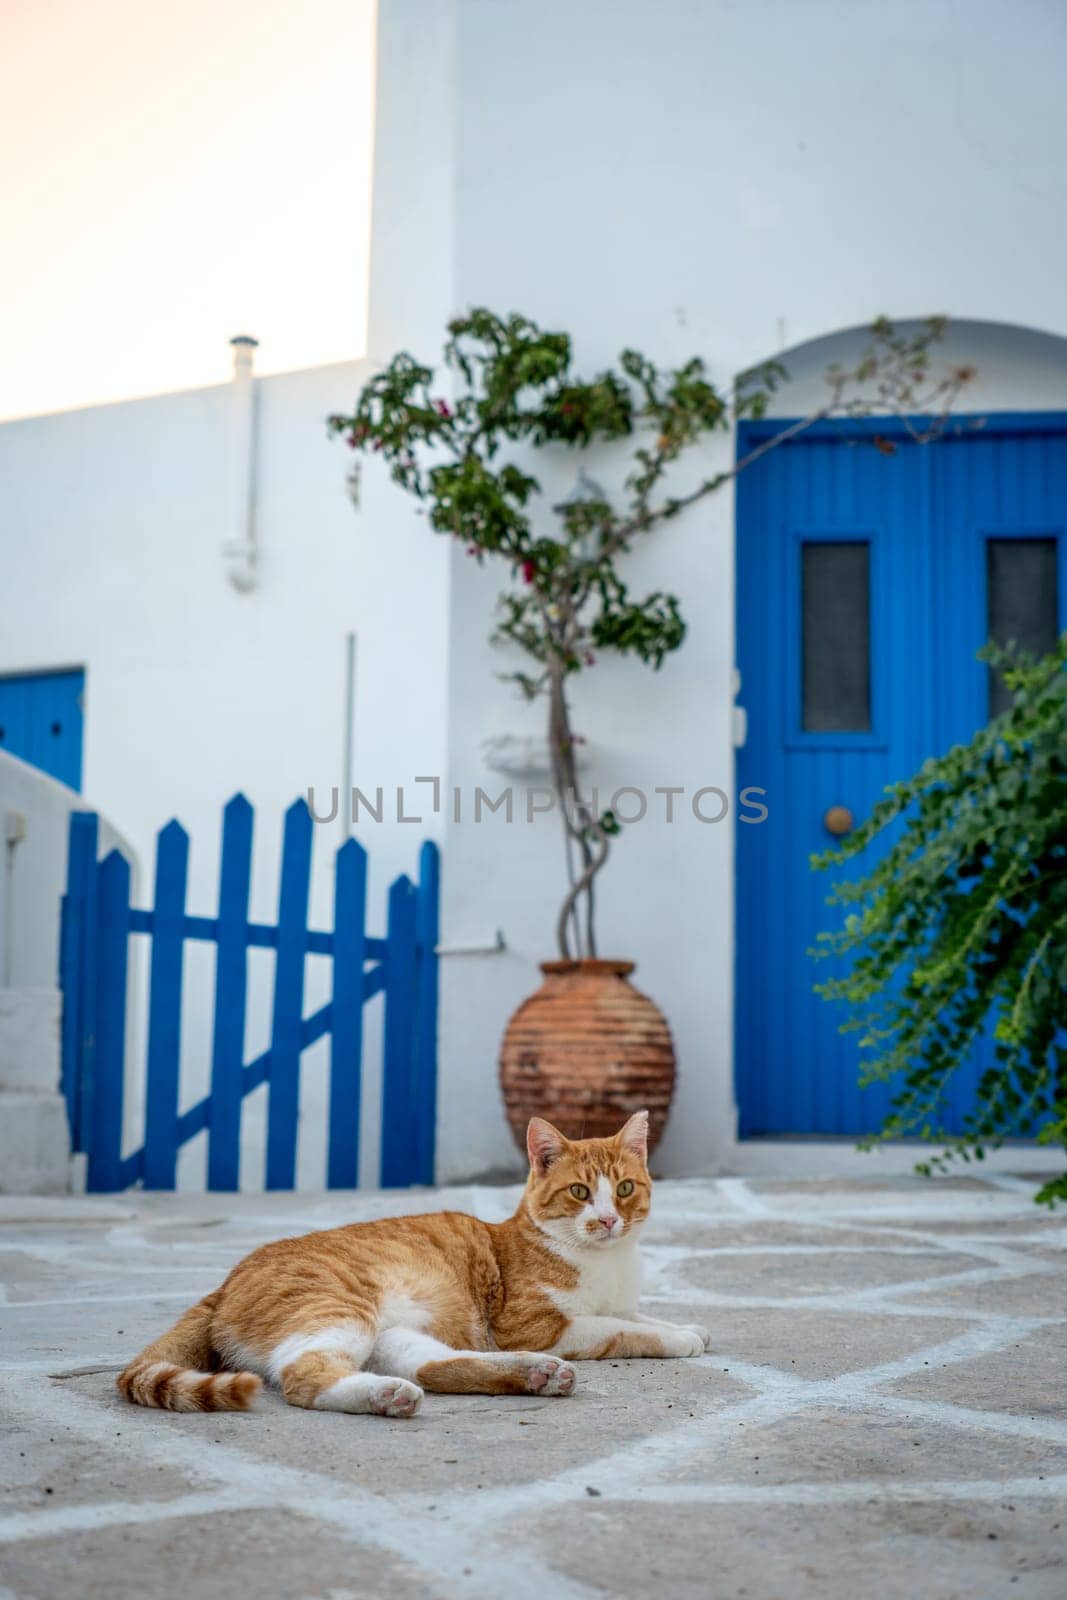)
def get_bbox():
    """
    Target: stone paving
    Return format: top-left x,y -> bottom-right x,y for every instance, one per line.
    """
1,1173 -> 1065,1600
